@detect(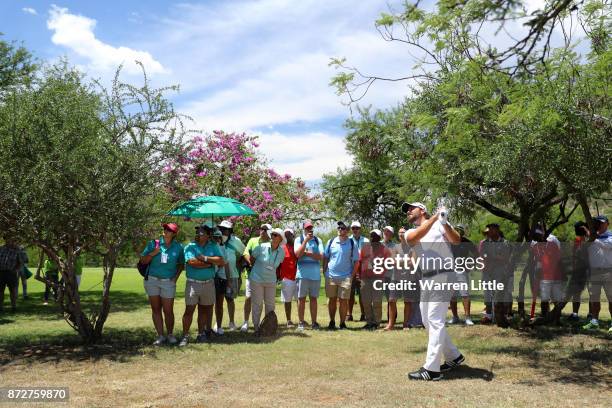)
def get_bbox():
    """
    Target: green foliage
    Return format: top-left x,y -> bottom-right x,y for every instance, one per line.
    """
0,60 -> 185,341
0,35 -> 37,90
325,0 -> 611,239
